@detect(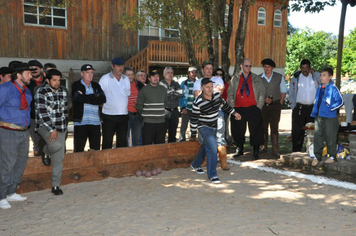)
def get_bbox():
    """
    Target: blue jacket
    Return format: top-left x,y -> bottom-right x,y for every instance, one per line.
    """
311,82 -> 343,118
